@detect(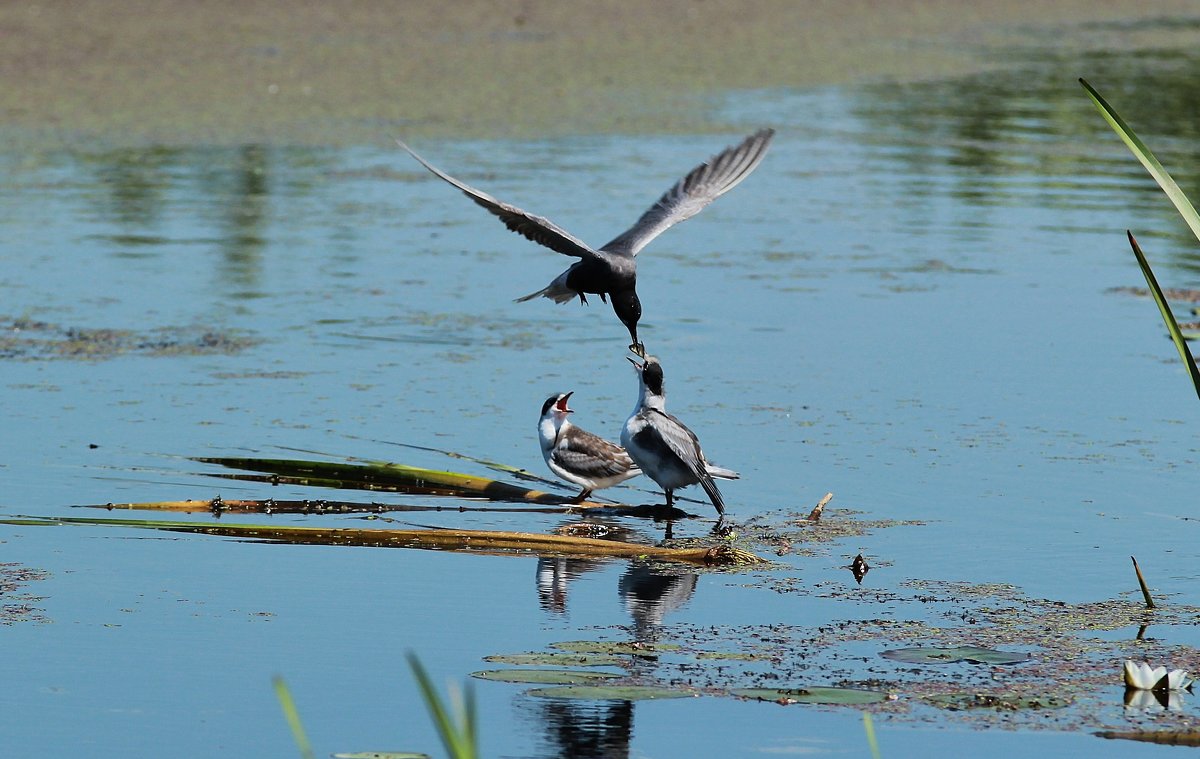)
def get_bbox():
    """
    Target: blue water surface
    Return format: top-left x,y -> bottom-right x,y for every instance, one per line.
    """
3,41 -> 1200,758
